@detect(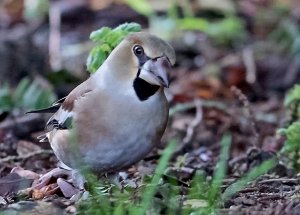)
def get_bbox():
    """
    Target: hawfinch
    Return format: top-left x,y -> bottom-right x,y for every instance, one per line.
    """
29,32 -> 176,176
